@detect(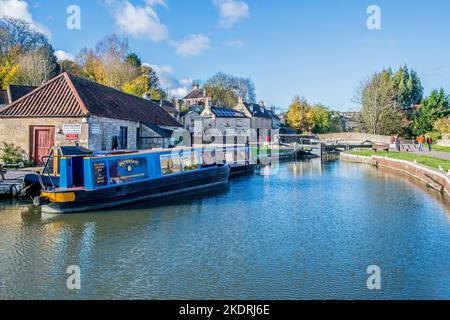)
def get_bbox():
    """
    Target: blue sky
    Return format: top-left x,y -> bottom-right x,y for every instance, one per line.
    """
1,0 -> 450,111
